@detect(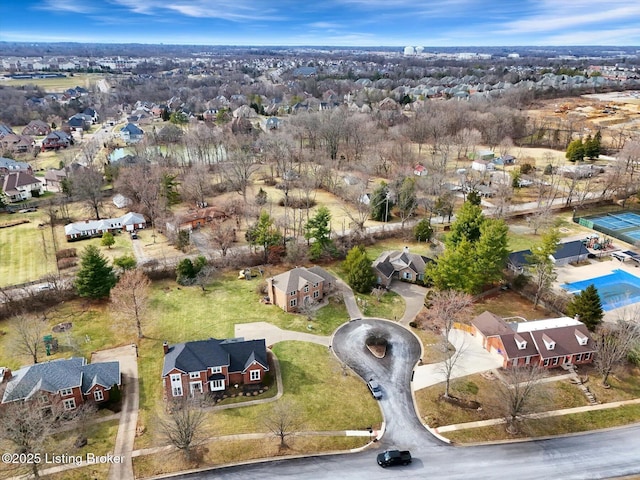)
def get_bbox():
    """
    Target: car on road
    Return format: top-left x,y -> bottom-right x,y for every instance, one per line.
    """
368,379 -> 382,399
377,450 -> 412,467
